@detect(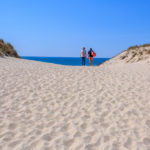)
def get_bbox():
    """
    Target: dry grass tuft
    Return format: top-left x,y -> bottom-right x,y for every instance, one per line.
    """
139,51 -> 143,56
127,44 -> 150,51
120,55 -> 126,60
146,50 -> 150,55
127,45 -> 139,51
142,44 -> 150,47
